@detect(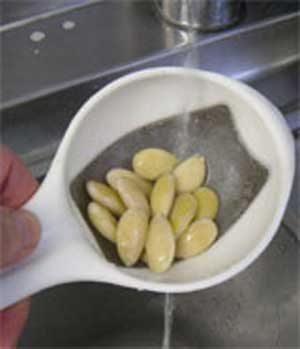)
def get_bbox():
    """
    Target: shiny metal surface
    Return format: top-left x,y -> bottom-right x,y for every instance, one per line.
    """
1,1 -> 298,109
155,0 -> 243,31
0,0 -> 96,26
